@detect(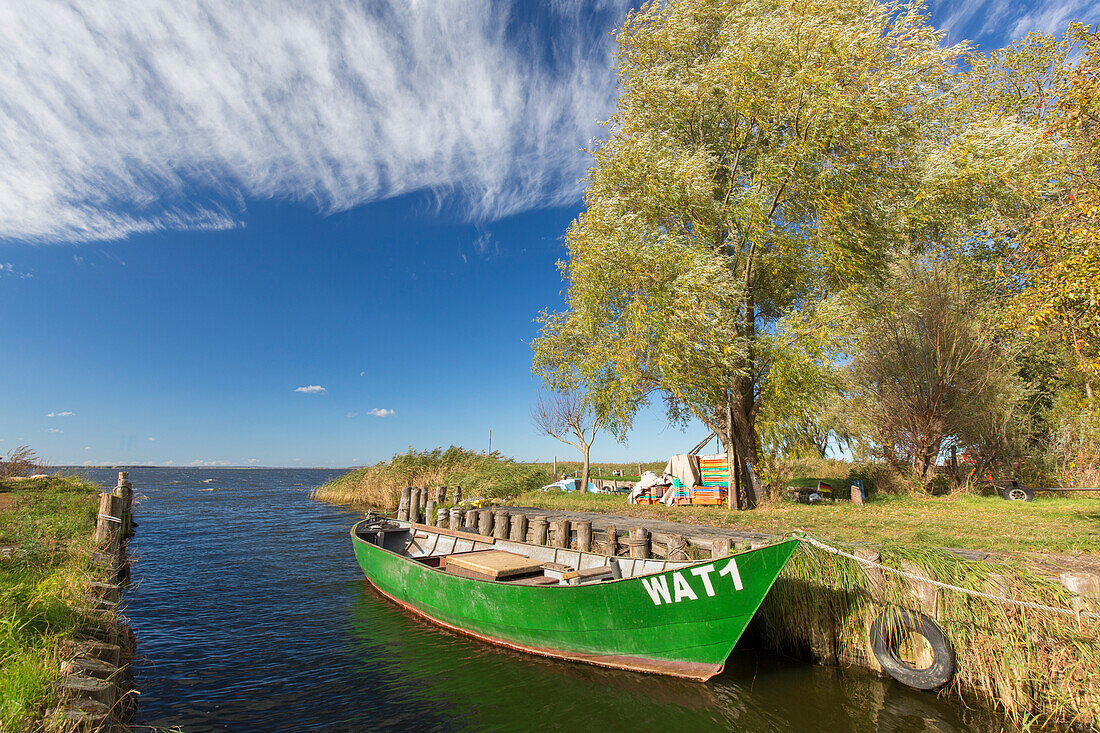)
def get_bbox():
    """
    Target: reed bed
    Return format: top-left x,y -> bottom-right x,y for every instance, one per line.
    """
758,541 -> 1100,729
311,447 -> 552,509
